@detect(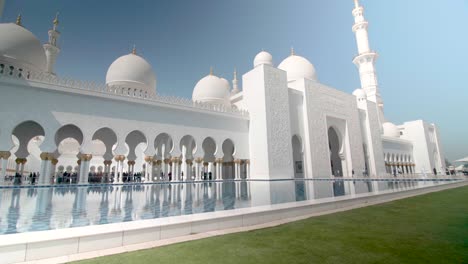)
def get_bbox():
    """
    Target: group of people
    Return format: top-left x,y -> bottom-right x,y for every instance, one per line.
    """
3,168 -> 218,186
